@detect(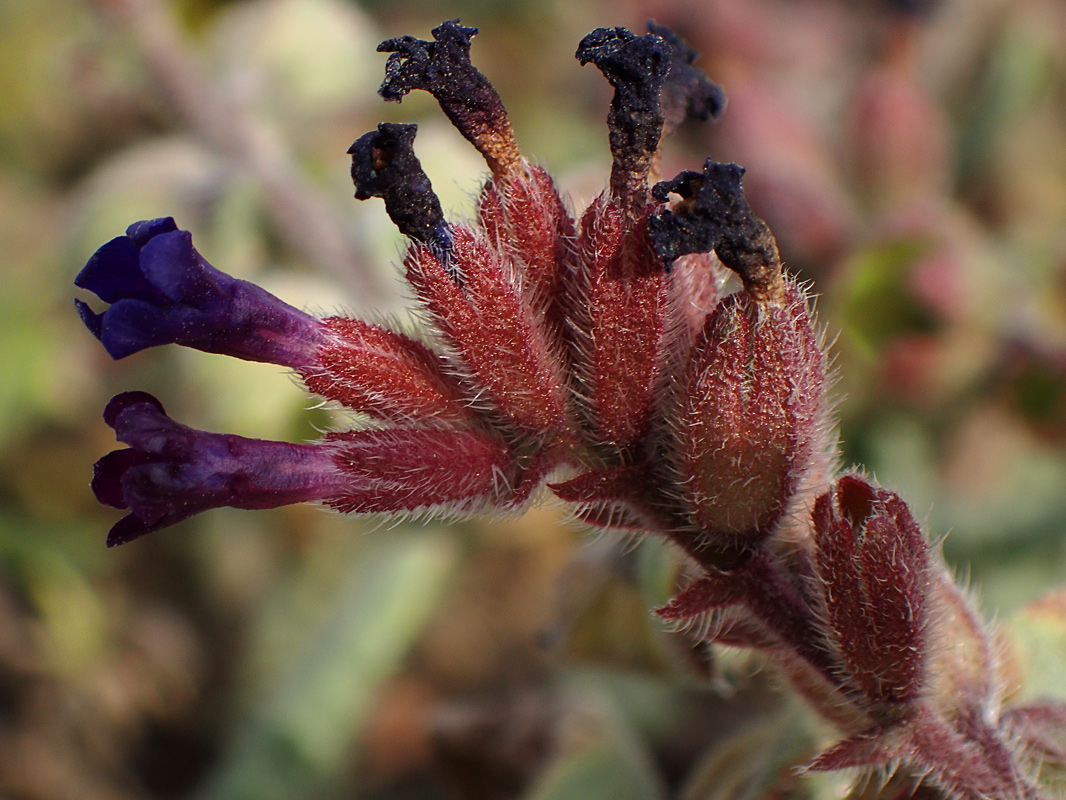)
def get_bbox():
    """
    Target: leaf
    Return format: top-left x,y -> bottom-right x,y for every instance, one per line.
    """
1006,588 -> 1066,703
193,529 -> 457,800
680,699 -> 817,800
523,690 -> 668,800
